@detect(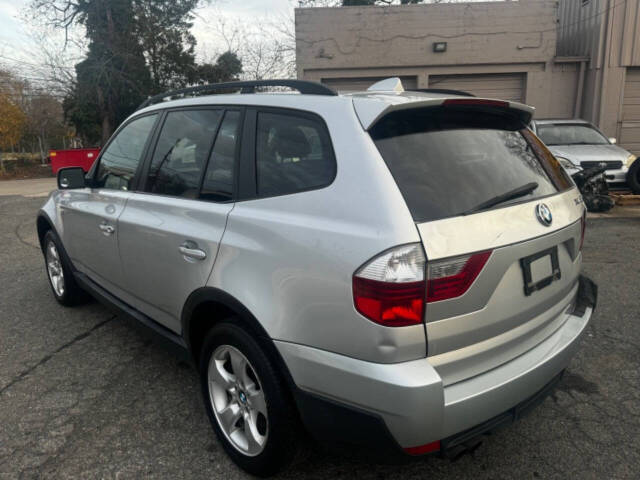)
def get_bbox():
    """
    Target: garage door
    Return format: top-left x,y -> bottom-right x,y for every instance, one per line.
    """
428,73 -> 526,102
322,76 -> 417,93
620,68 -> 640,155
